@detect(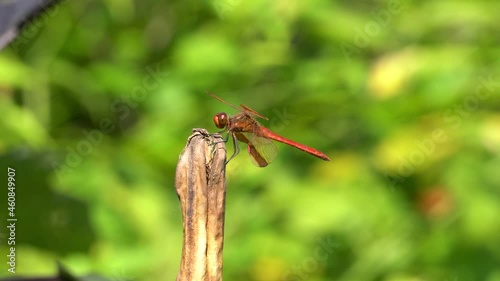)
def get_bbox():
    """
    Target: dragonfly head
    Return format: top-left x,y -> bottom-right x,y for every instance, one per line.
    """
213,112 -> 228,129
